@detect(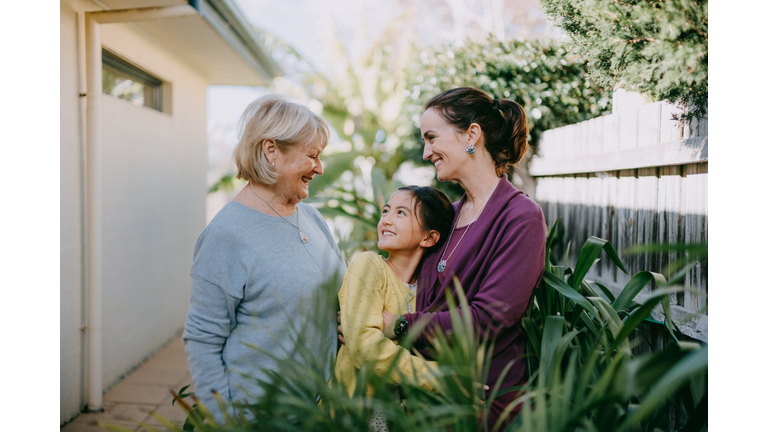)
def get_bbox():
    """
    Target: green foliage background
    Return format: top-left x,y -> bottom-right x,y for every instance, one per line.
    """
538,0 -> 708,122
